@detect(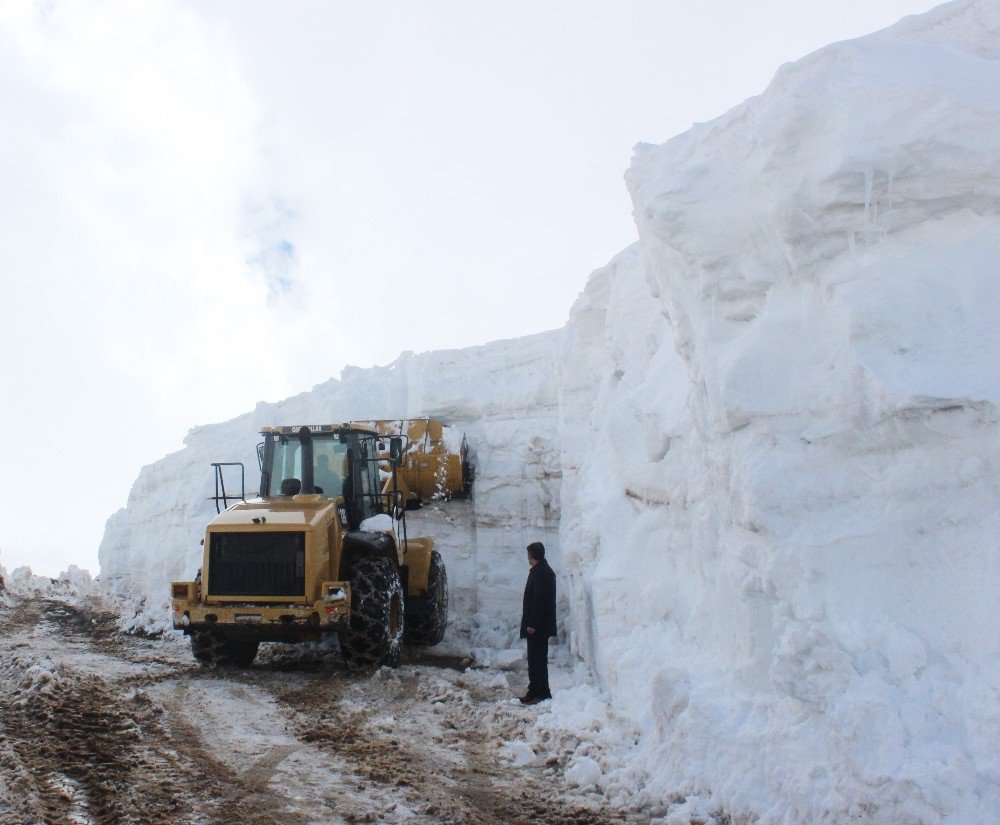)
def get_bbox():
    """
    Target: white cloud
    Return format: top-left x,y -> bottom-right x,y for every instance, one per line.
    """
0,0 -> 290,574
